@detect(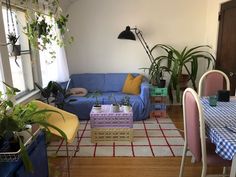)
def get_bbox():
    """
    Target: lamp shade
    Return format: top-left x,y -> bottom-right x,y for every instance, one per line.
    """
118,26 -> 136,40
